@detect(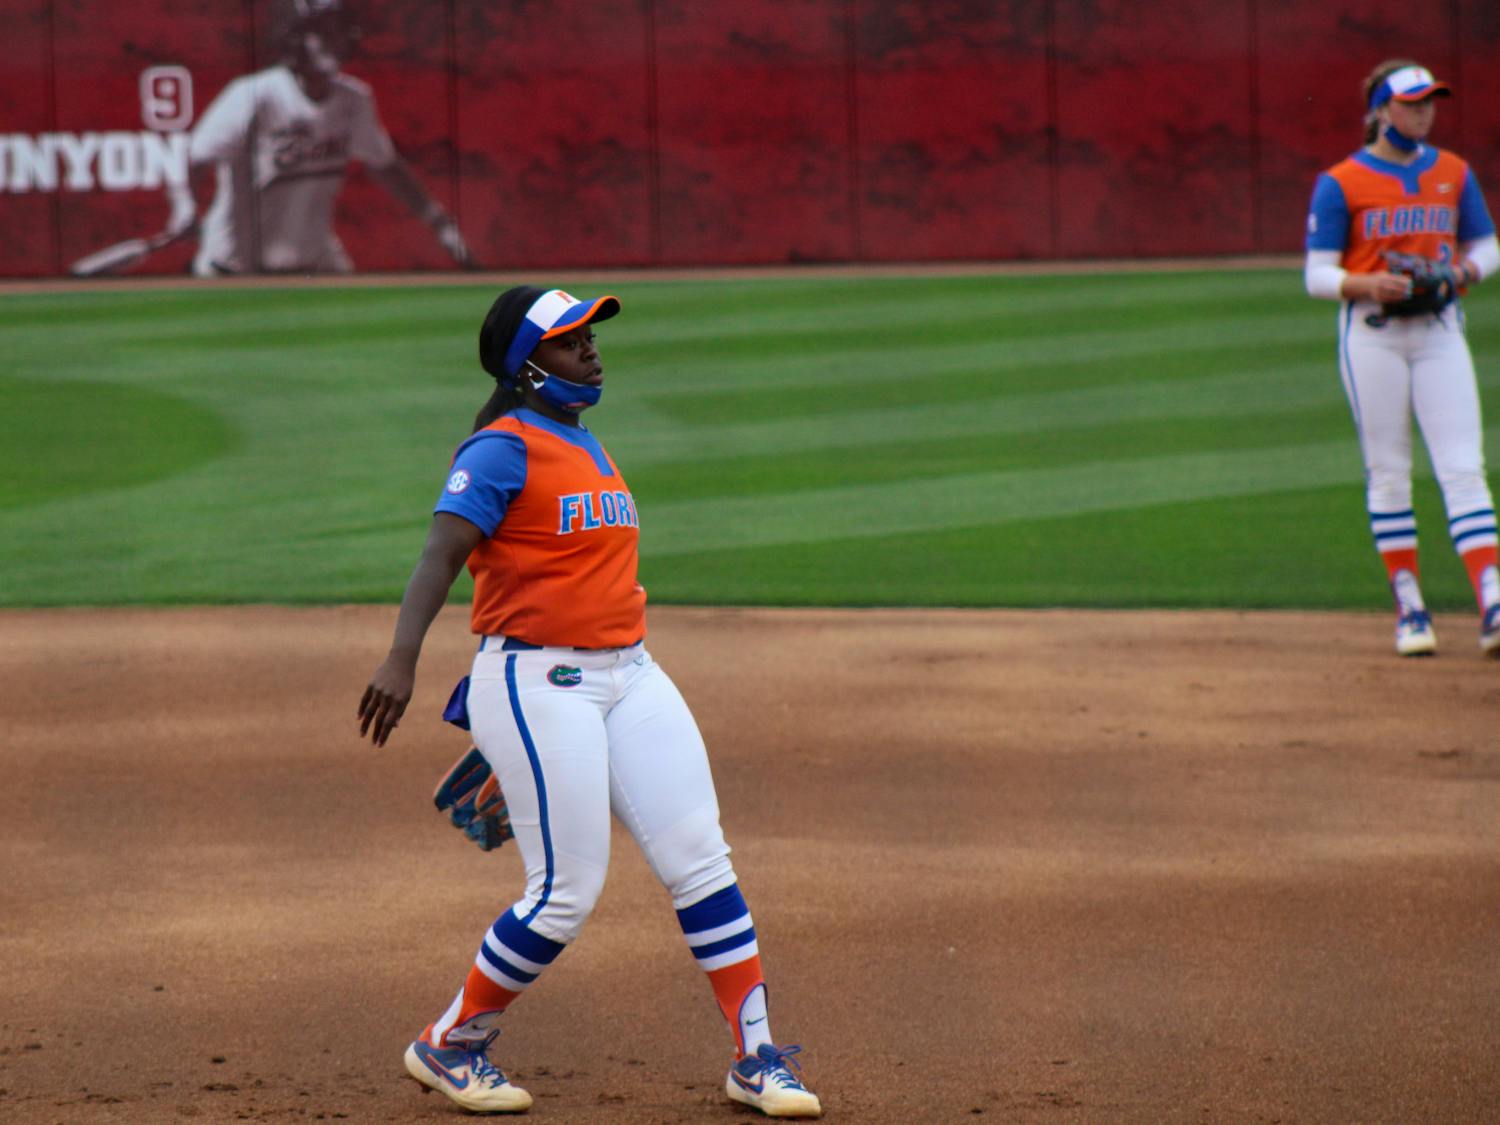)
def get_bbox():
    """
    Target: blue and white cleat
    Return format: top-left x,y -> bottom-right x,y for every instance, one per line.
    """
726,1043 -> 822,1118
404,1030 -> 532,1113
1395,609 -> 1437,657
1480,604 -> 1500,657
